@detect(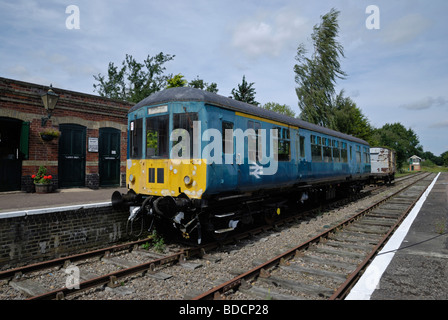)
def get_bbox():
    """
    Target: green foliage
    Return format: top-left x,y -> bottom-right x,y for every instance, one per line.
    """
188,76 -> 219,93
166,73 -> 187,88
371,123 -> 423,170
294,8 -> 346,128
262,102 -> 296,118
93,52 -> 175,102
231,75 -> 259,106
141,230 -> 165,253
331,91 -> 375,144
